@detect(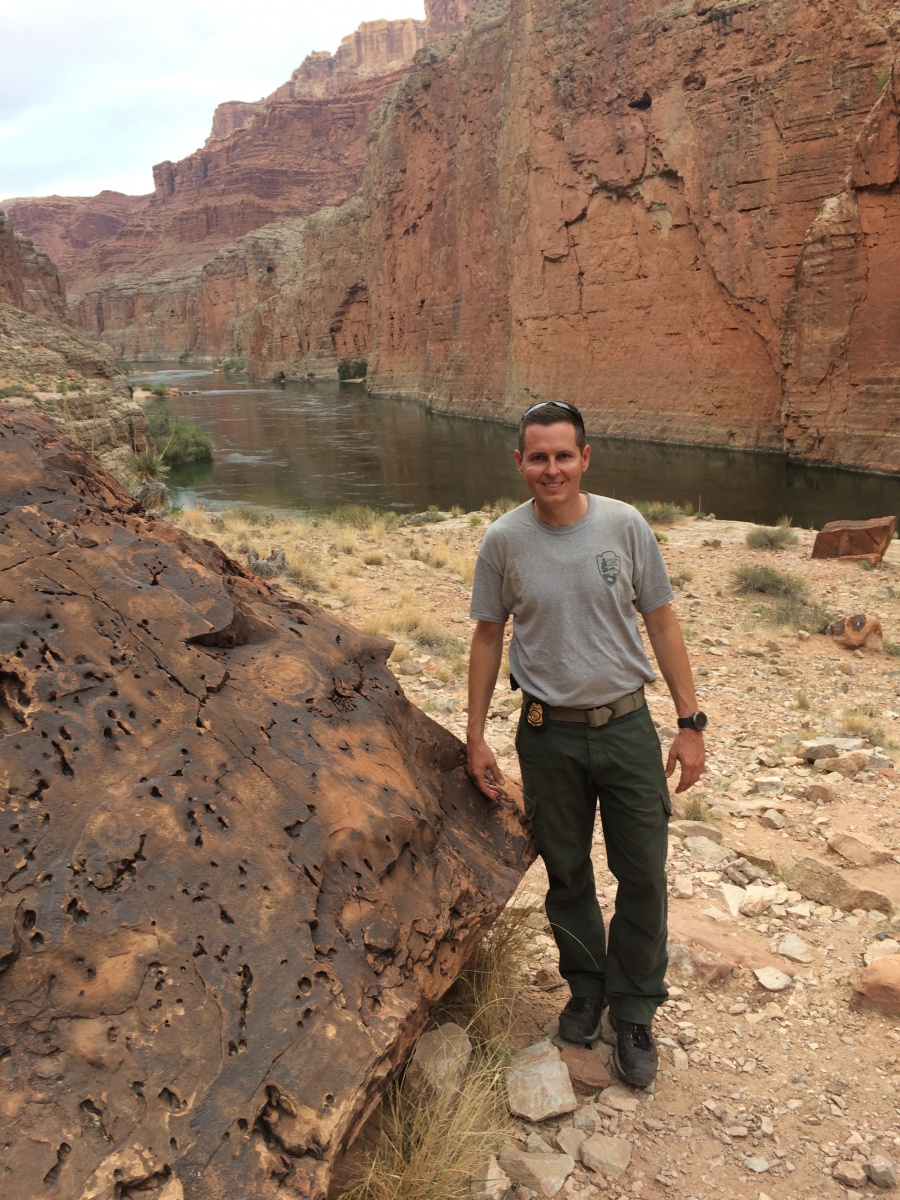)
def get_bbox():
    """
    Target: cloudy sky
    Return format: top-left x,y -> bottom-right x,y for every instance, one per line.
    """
1,0 -> 425,200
